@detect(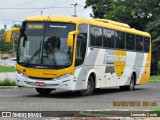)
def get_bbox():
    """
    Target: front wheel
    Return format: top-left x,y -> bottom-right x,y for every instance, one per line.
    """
79,76 -> 94,96
36,88 -> 52,95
